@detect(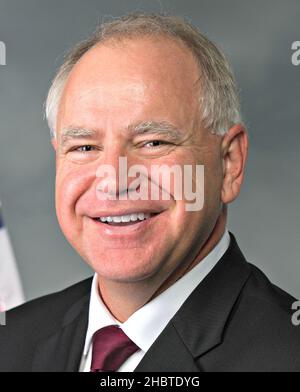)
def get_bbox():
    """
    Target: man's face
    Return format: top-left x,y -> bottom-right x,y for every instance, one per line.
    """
55,37 -> 224,285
